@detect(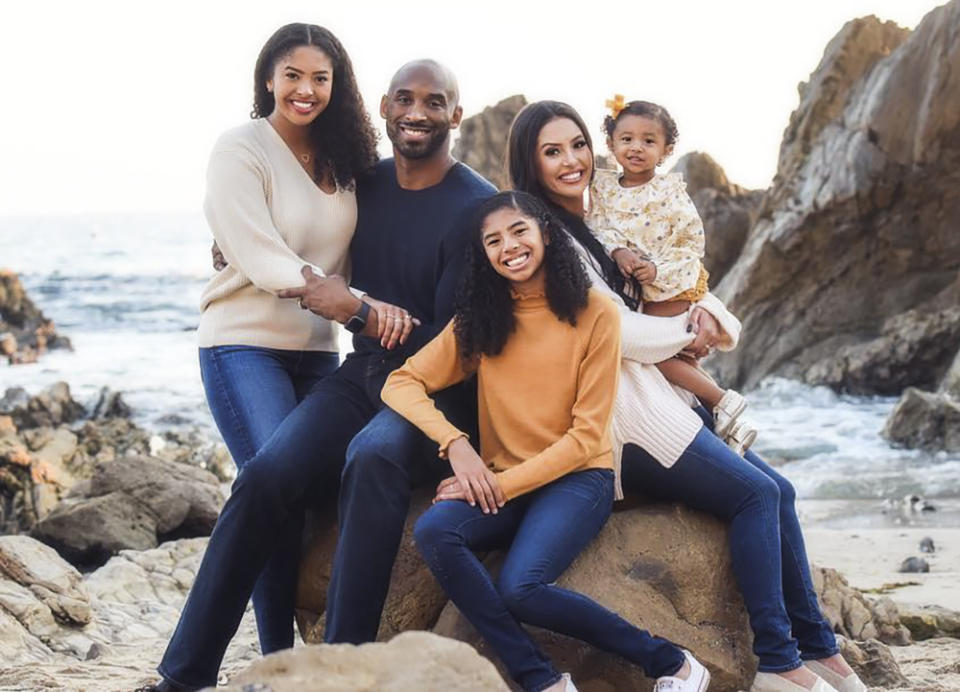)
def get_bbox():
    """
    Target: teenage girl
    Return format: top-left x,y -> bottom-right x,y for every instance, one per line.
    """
587,98 -> 756,453
381,191 -> 710,692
